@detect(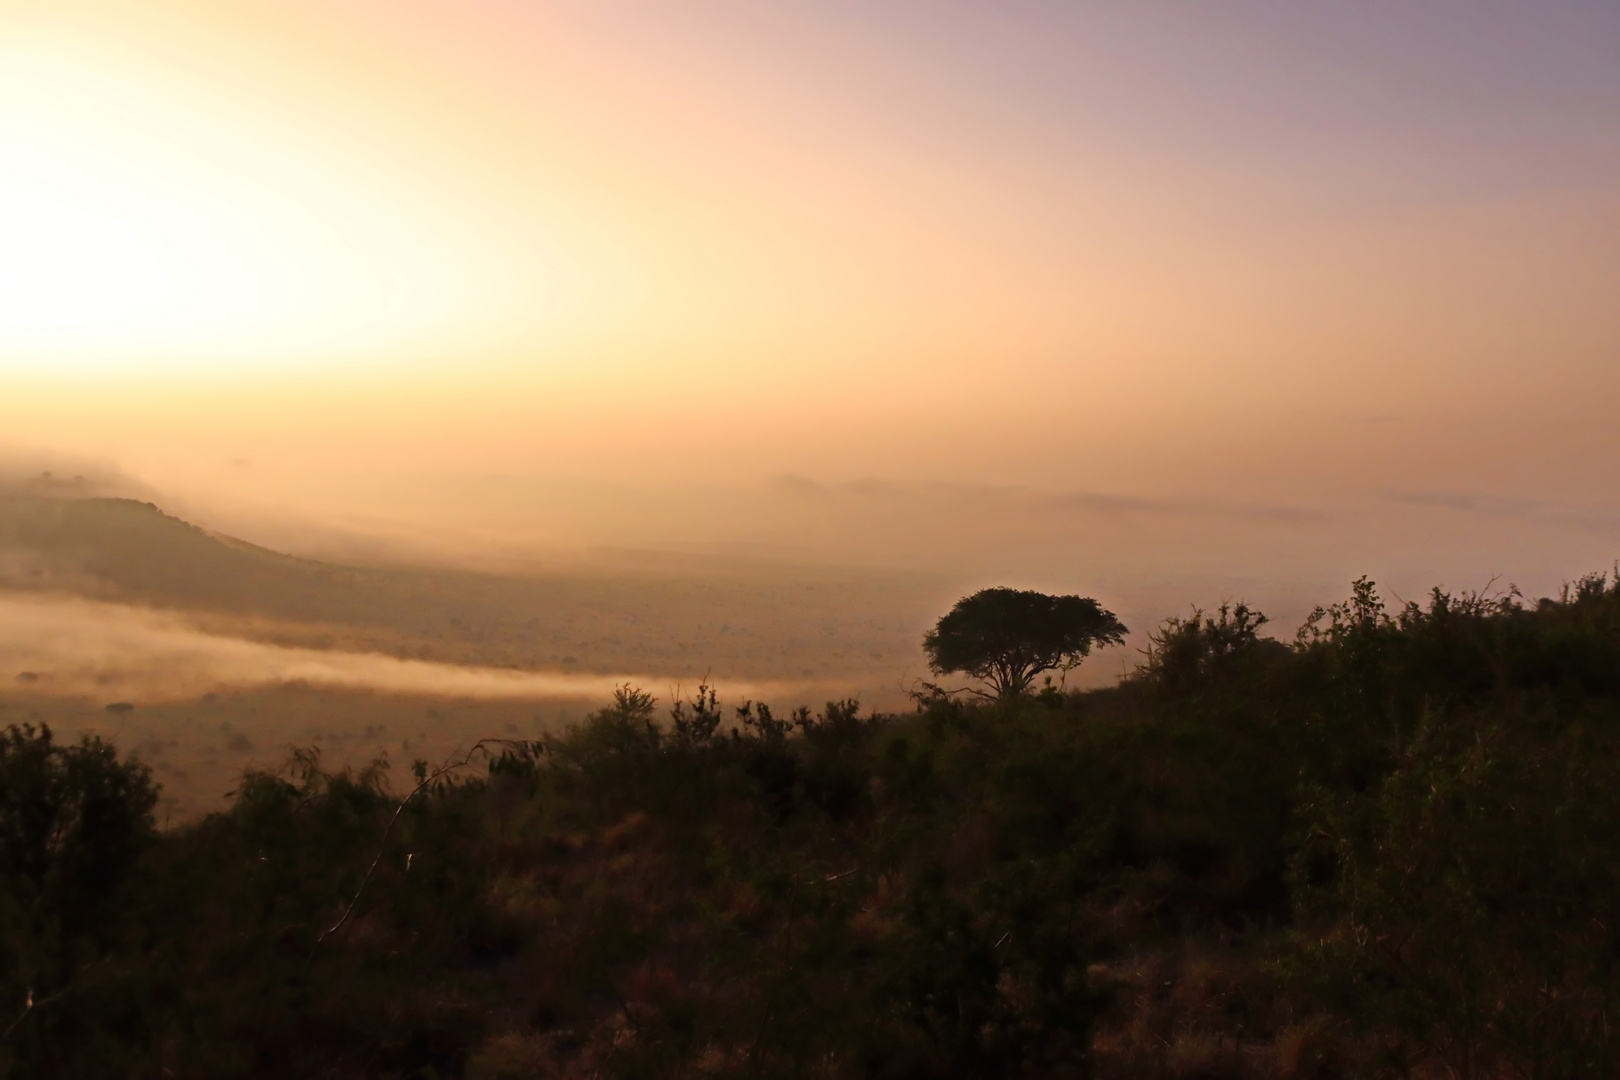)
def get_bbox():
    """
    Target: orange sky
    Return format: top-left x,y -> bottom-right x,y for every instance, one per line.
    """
3,0 -> 1618,609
